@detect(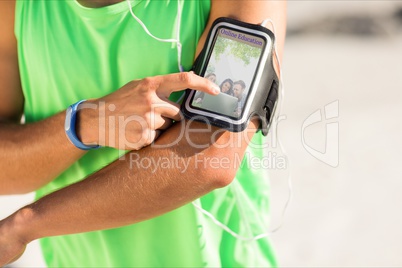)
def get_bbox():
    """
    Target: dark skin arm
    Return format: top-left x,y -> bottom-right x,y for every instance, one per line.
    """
0,1 -> 87,194
0,1 -> 219,194
0,0 -> 286,265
